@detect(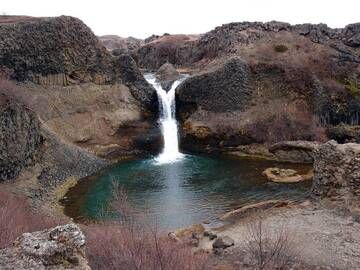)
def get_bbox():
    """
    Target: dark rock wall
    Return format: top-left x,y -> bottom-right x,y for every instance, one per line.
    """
0,16 -> 113,84
0,94 -> 42,180
176,58 -> 251,113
